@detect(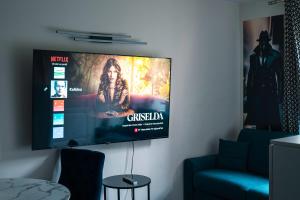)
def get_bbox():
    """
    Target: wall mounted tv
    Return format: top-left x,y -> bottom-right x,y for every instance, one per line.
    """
32,50 -> 171,150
